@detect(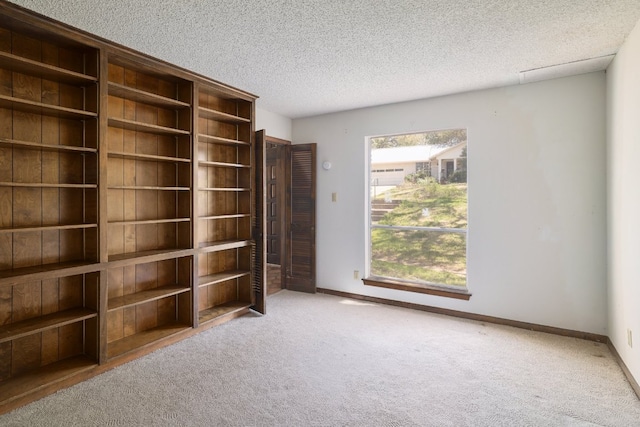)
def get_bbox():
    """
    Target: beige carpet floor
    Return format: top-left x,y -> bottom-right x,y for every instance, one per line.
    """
2,290 -> 639,426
